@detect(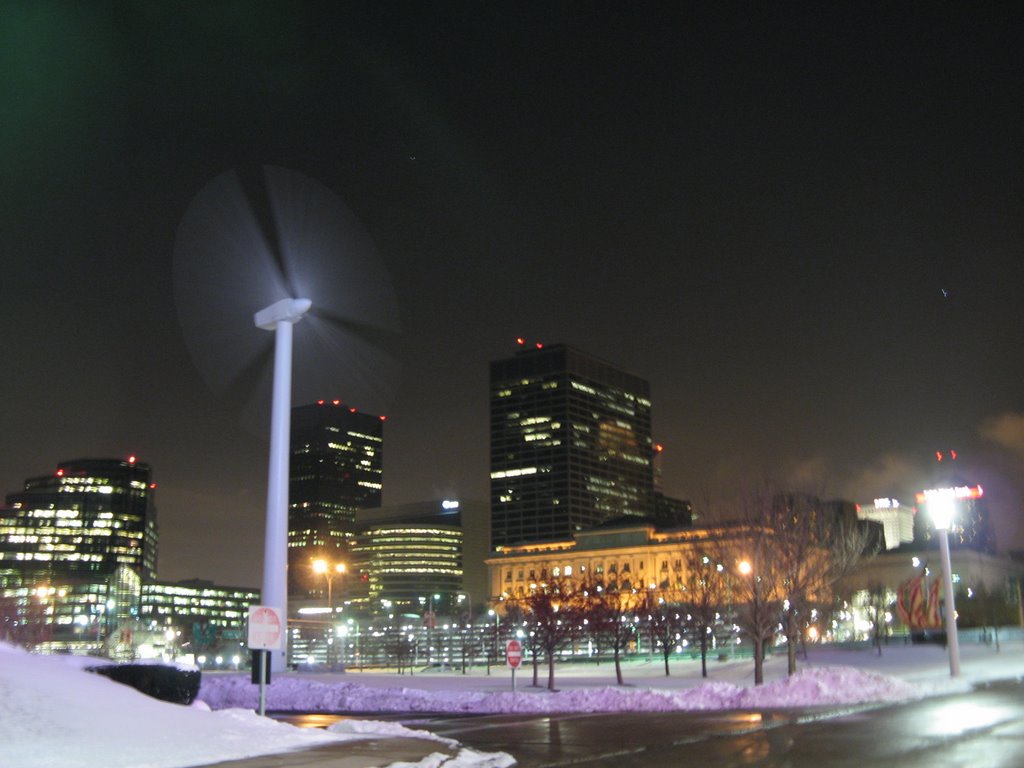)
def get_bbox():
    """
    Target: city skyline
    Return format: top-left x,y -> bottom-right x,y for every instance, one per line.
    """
3,5 -> 1022,587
